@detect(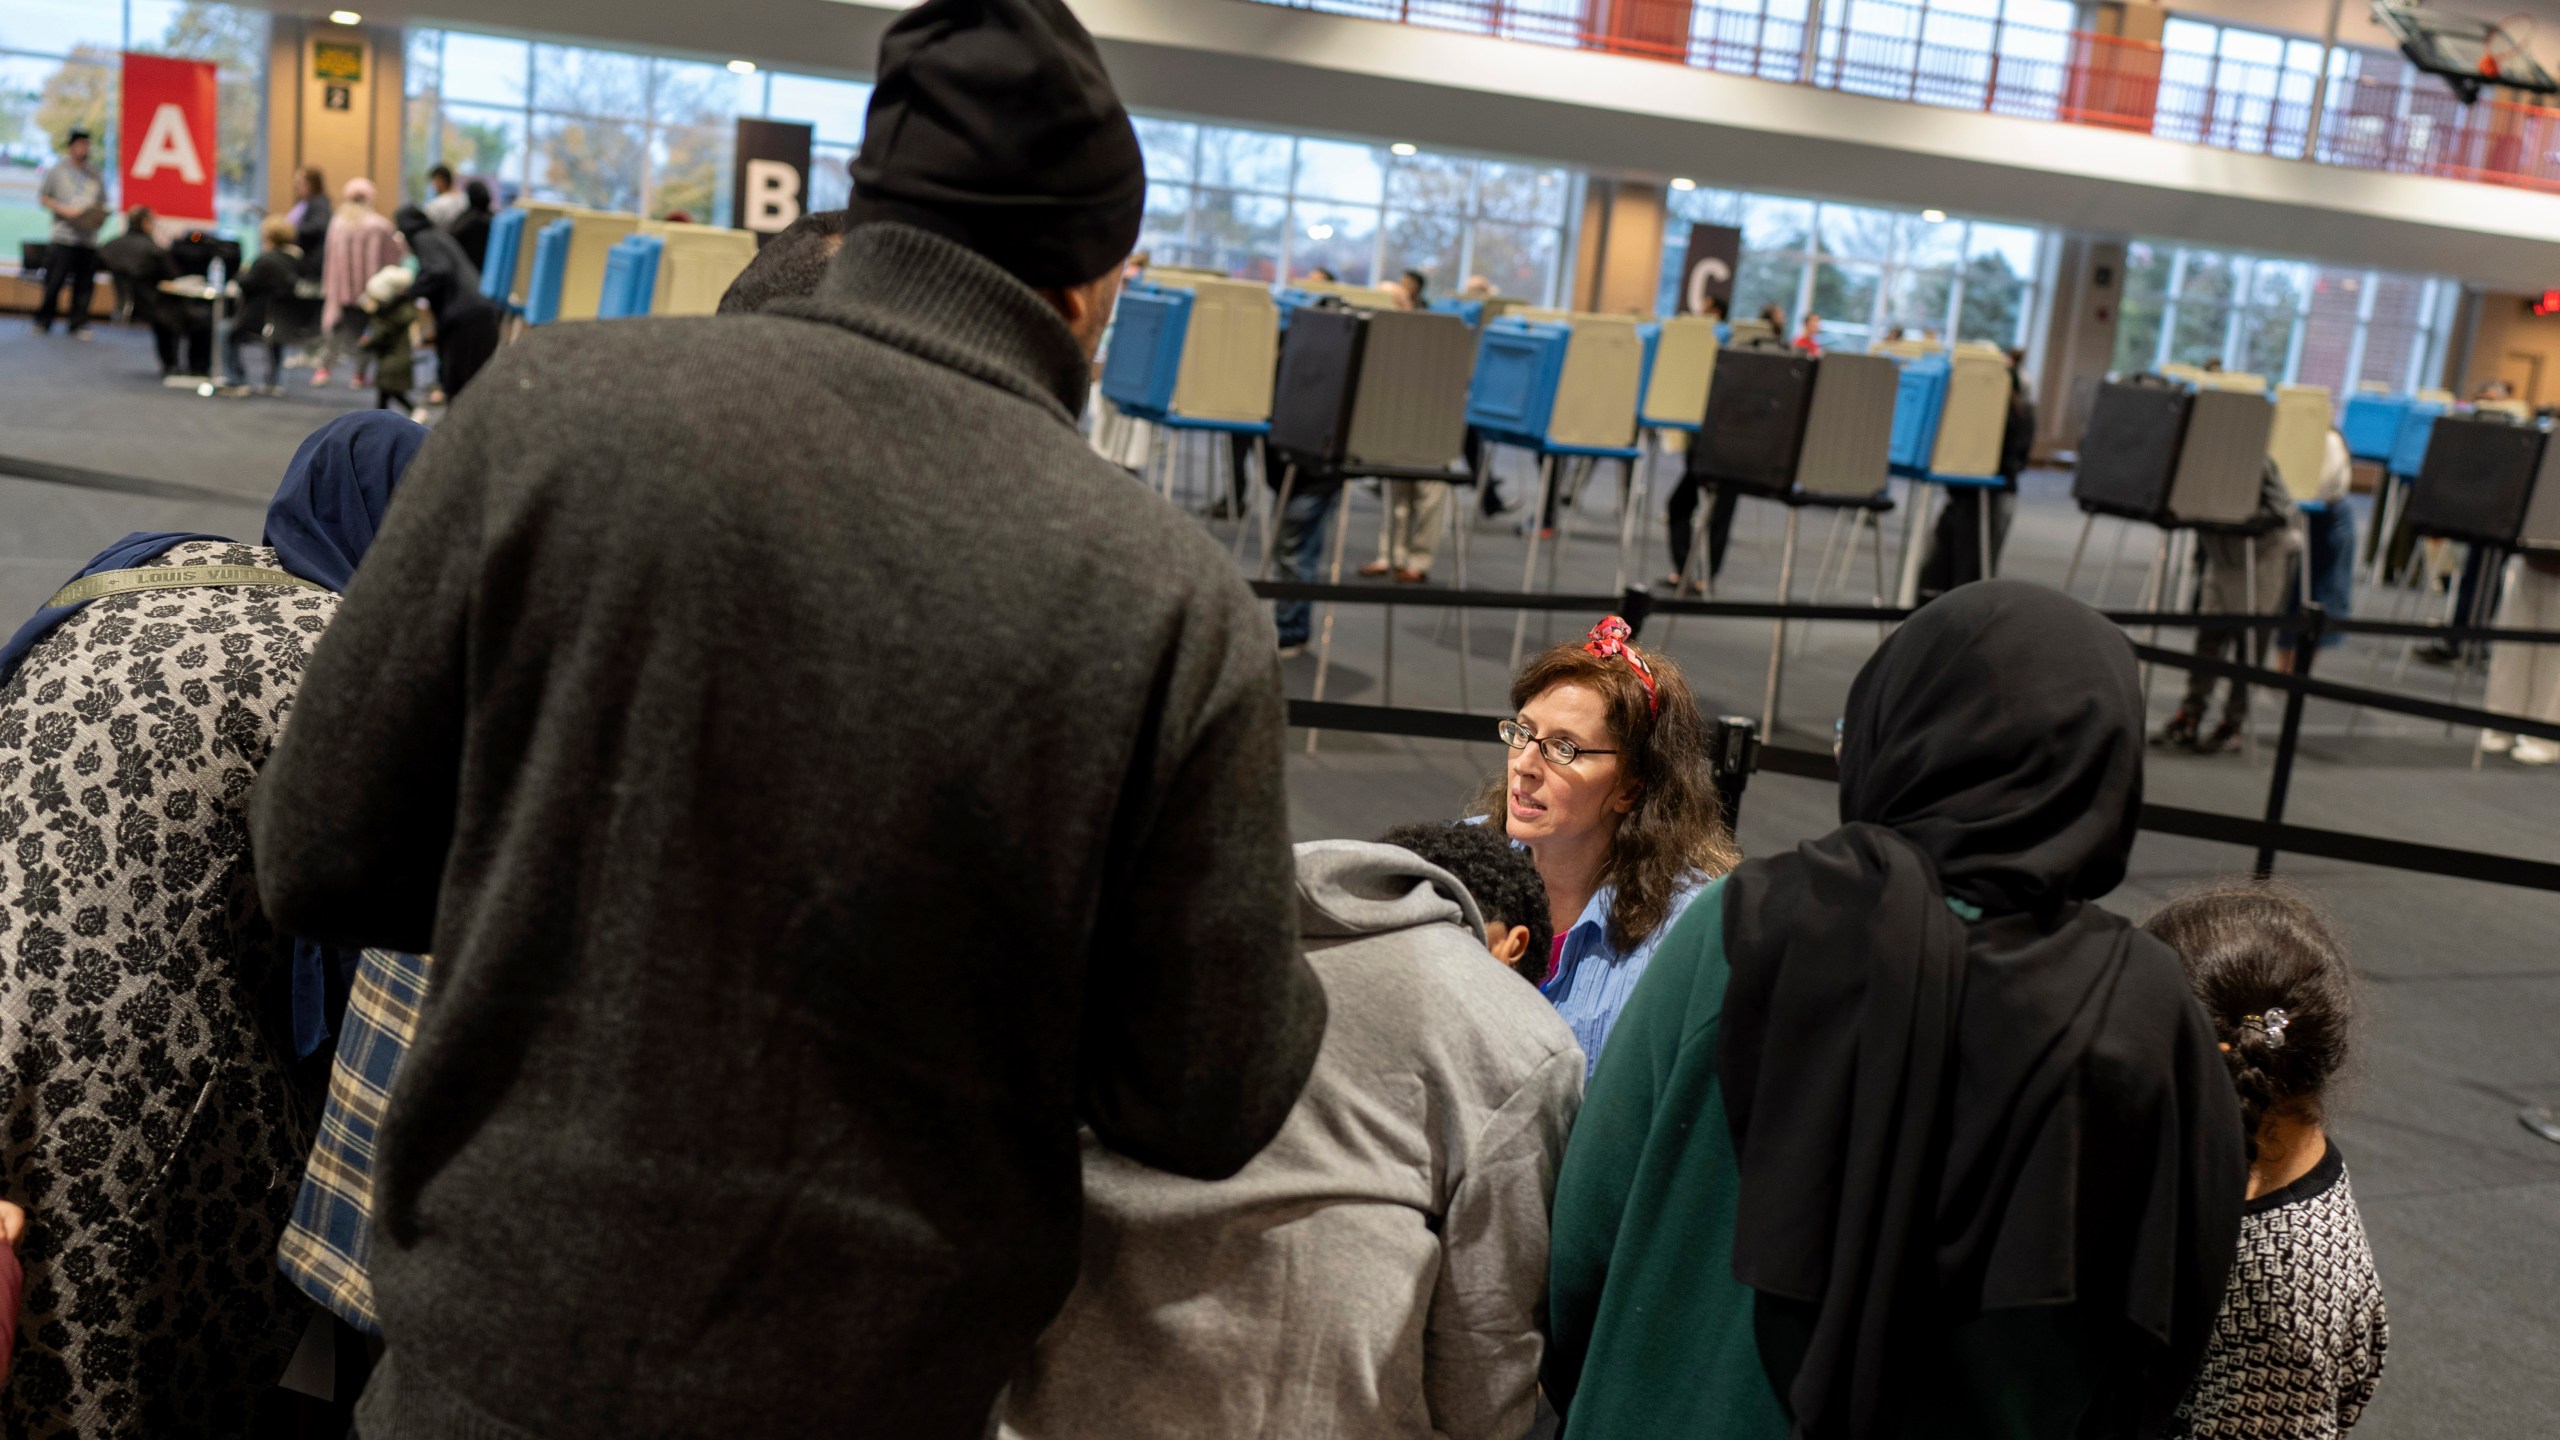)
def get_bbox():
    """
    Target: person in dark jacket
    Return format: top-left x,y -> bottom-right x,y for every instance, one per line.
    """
287,164 -> 331,280
246,3 -> 1326,1437
94,207 -> 204,377
450,179 -> 494,272
393,201 -> 500,401
230,214 -> 304,393
716,207 -> 851,314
